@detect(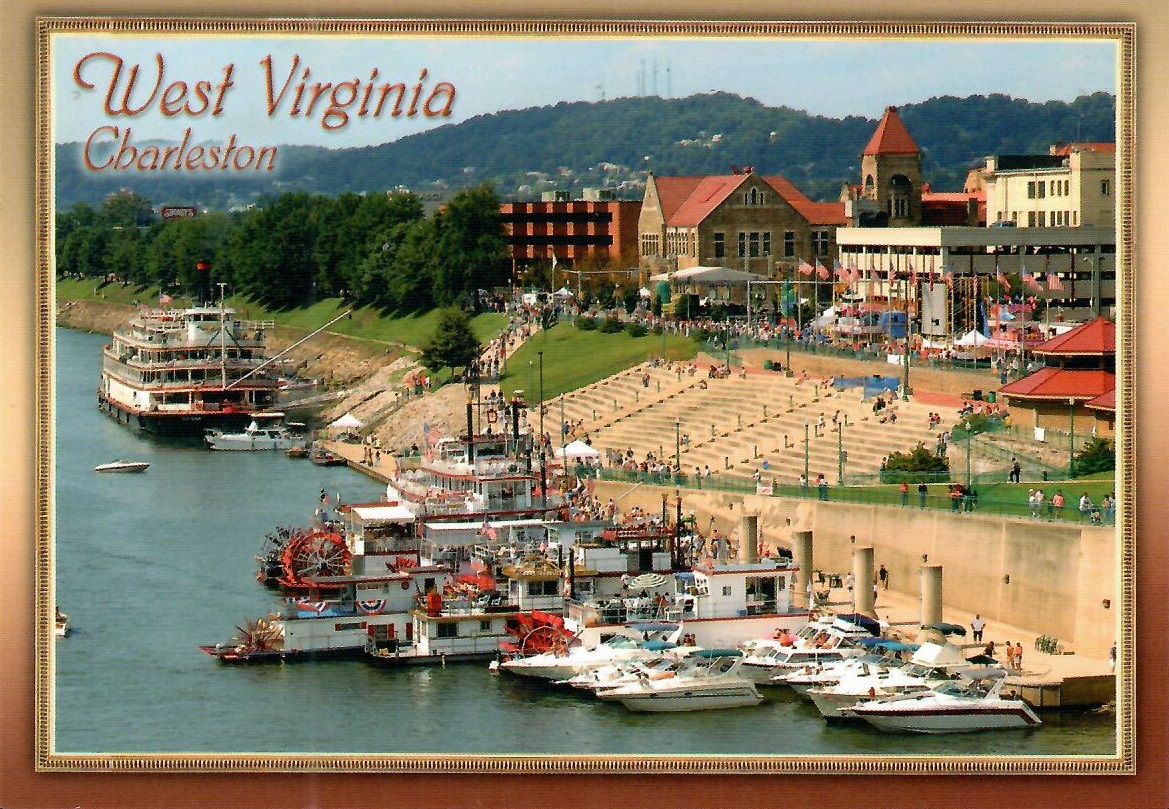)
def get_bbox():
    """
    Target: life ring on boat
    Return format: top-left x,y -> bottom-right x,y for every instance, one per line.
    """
486,408 -> 499,423
401,580 -> 411,590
